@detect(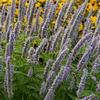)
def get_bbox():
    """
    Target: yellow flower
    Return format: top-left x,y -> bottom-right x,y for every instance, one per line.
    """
90,16 -> 97,24
15,9 -> 19,16
79,23 -> 84,31
87,2 -> 98,11
58,3 -> 63,10
25,2 -> 29,7
35,2 -> 41,8
87,3 -> 93,11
